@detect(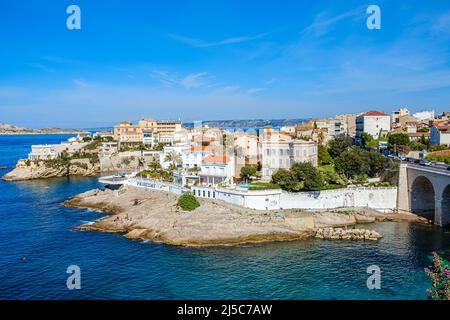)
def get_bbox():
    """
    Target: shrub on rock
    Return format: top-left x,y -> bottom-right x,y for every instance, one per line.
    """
177,193 -> 200,211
